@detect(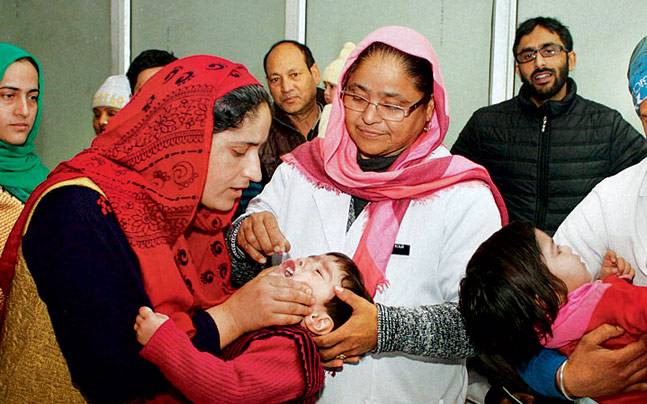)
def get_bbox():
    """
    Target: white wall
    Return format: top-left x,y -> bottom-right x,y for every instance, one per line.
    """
1,0 -> 112,168
306,0 -> 494,147
3,0 -> 645,168
132,0 -> 285,89
517,1 -> 647,133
